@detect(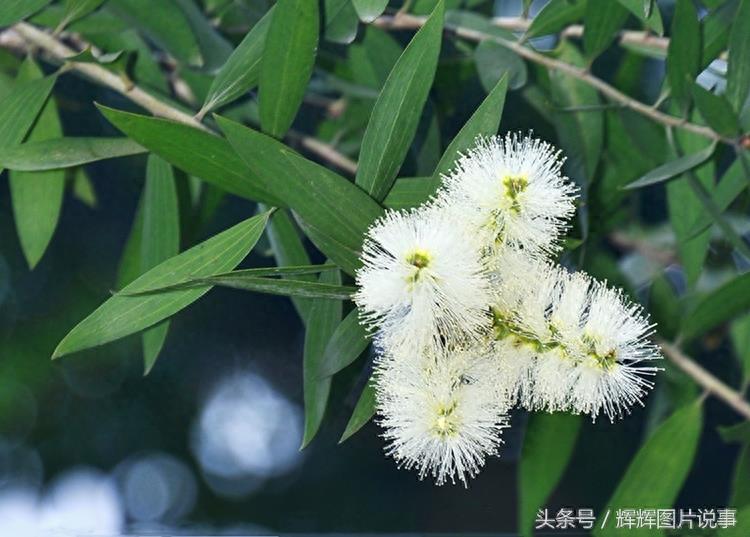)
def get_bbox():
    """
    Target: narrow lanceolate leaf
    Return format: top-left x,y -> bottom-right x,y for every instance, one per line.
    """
616,0 -> 663,35
0,137 -> 145,171
340,379 -> 376,443
624,142 -> 716,189
259,0 -> 319,138
264,206 -> 314,324
731,443 -> 750,507
162,274 -> 356,300
667,0 -> 700,111
593,402 -> 703,537
355,0 -> 444,202
0,0 -> 51,25
518,413 -> 582,537
351,0 -> 388,23
583,0 -> 629,61
140,156 -> 180,375
9,60 -> 63,270
52,211 -> 271,359
0,75 -> 57,175
681,271 -> 750,341
96,106 -> 282,205
217,116 -> 384,275
726,0 -> 750,111
692,84 -> 740,137
319,309 -> 370,378
301,270 -> 343,448
434,74 -> 508,177
108,0 -> 202,66
199,8 -> 273,117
